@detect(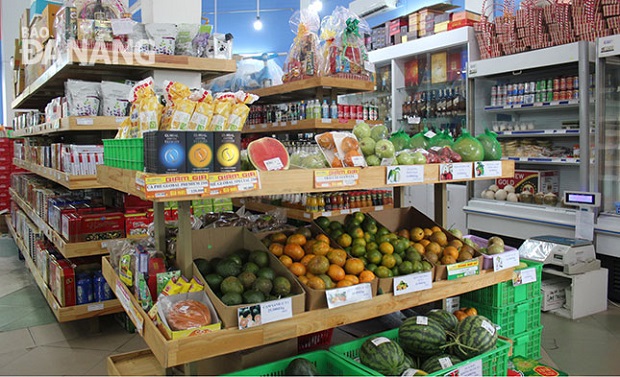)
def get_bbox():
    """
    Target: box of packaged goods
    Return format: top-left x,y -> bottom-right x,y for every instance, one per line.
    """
388,17 -> 408,36
495,169 -> 560,196
369,207 -> 483,281
541,278 -> 569,311
29,0 -> 63,24
49,258 -> 75,306
61,210 -> 125,243
30,4 -> 60,45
